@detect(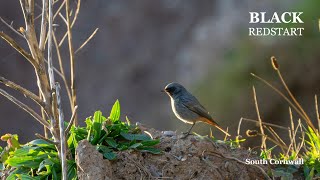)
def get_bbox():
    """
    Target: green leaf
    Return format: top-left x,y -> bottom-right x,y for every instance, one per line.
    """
90,111 -> 107,145
97,145 -> 112,153
6,174 -> 17,180
129,143 -> 142,149
86,117 -> 93,141
103,152 -> 117,160
91,122 -> 102,145
85,117 -> 93,128
138,147 -> 162,154
120,132 -> 152,141
16,174 -> 37,179
105,138 -> 118,148
38,159 -> 54,172
306,167 -> 315,180
52,165 -> 58,180
28,139 -> 54,148
93,111 -> 104,123
117,144 -> 128,151
0,163 -> 4,171
141,139 -> 160,146
6,156 -> 42,168
10,147 -> 30,157
109,100 -> 121,122
67,161 -> 77,180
